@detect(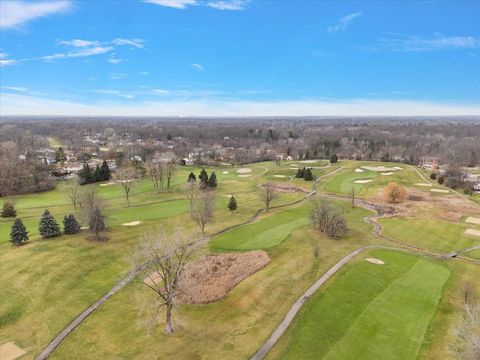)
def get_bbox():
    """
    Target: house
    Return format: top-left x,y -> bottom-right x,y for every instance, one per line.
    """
181,158 -> 194,166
